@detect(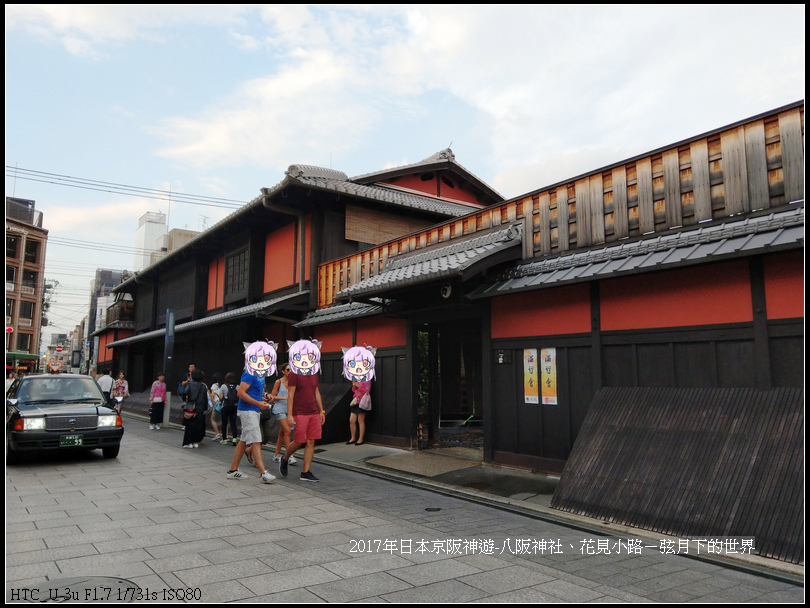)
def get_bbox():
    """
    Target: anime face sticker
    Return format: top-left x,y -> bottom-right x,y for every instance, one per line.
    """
342,345 -> 377,382
287,339 -> 322,375
242,341 -> 277,377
